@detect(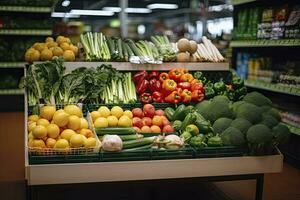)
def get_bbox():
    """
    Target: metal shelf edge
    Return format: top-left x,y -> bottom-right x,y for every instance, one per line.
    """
0,62 -> 25,68
0,29 -> 52,36
0,89 -> 24,95
0,5 -> 52,13
230,39 -> 300,48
